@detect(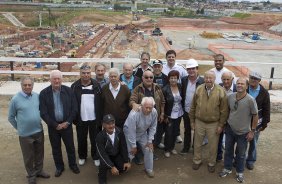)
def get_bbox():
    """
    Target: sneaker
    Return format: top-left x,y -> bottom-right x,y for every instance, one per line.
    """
158,143 -> 165,149
145,170 -> 155,178
219,168 -> 232,178
171,149 -> 177,155
176,136 -> 183,143
164,152 -> 170,158
236,173 -> 244,183
94,159 -> 100,167
78,159 -> 86,166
